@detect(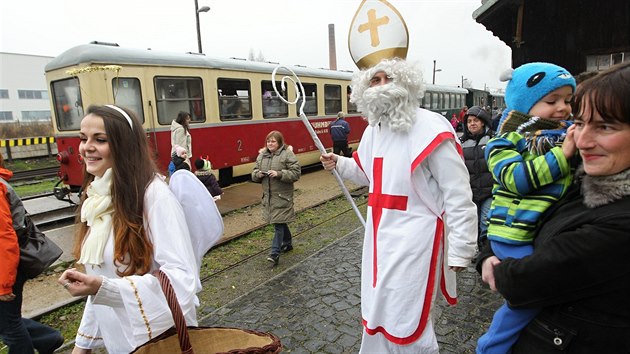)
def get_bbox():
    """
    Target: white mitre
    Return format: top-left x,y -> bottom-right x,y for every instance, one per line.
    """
348,0 -> 409,70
